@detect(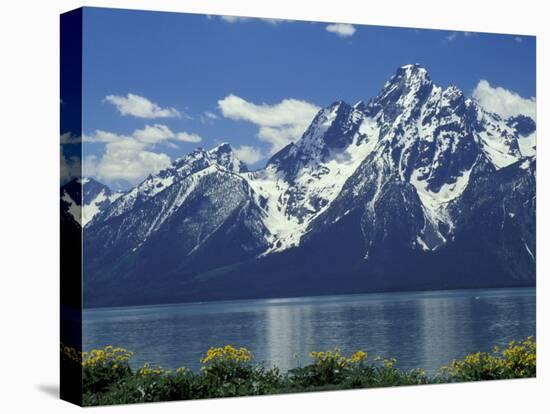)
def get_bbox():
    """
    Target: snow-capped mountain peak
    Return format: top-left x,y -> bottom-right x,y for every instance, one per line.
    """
93,143 -> 249,224
206,142 -> 248,173
171,142 -> 247,175
80,64 -> 536,308
374,64 -> 433,109
87,64 -> 536,257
